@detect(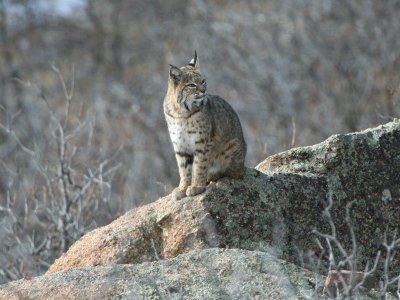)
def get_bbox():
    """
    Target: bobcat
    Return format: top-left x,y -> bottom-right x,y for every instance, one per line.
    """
164,52 -> 246,200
